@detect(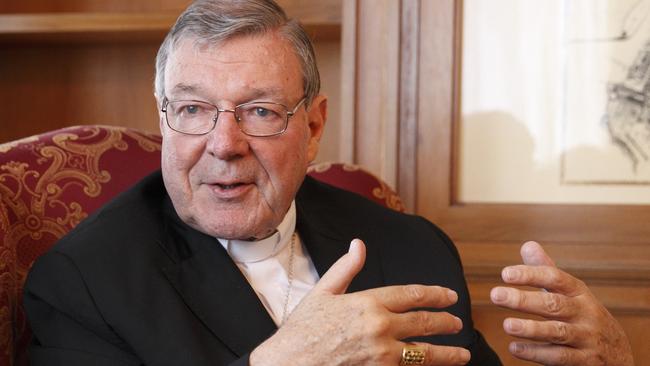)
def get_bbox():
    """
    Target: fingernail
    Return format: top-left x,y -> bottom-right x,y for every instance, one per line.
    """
460,348 -> 471,362
447,289 -> 458,302
510,342 -> 525,354
503,268 -> 519,281
455,316 -> 463,330
349,239 -> 360,251
505,318 -> 522,333
490,287 -> 507,302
